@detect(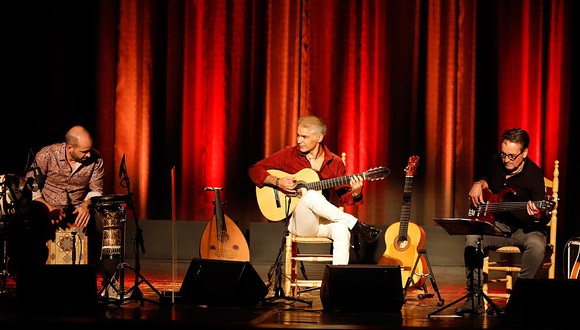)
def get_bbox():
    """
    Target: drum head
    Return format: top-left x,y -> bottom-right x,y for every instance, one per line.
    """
91,194 -> 129,206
